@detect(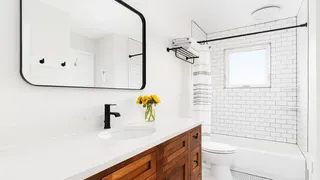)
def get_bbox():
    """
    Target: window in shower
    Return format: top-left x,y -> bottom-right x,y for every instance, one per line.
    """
225,44 -> 271,88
